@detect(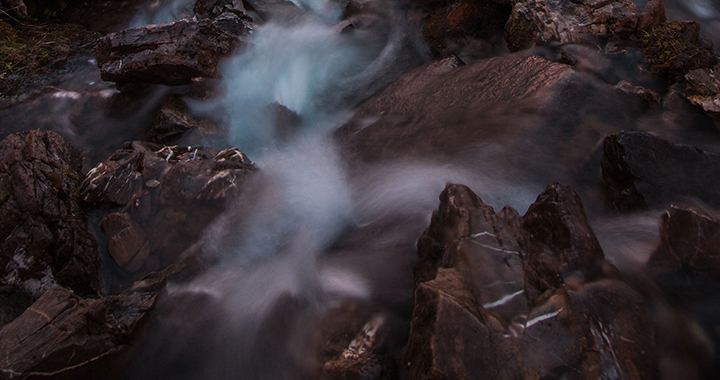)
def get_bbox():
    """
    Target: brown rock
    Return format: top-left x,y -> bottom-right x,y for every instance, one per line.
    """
0,275 -> 164,379
78,141 -> 256,270
405,183 -> 657,379
148,93 -> 221,144
685,66 -> 720,120
194,0 -> 250,19
0,131 -> 99,326
601,131 -> 720,211
638,0 -> 666,32
505,0 -> 639,52
94,13 -> 251,87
